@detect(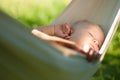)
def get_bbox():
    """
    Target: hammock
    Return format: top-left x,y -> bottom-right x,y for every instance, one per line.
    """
0,0 -> 120,80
